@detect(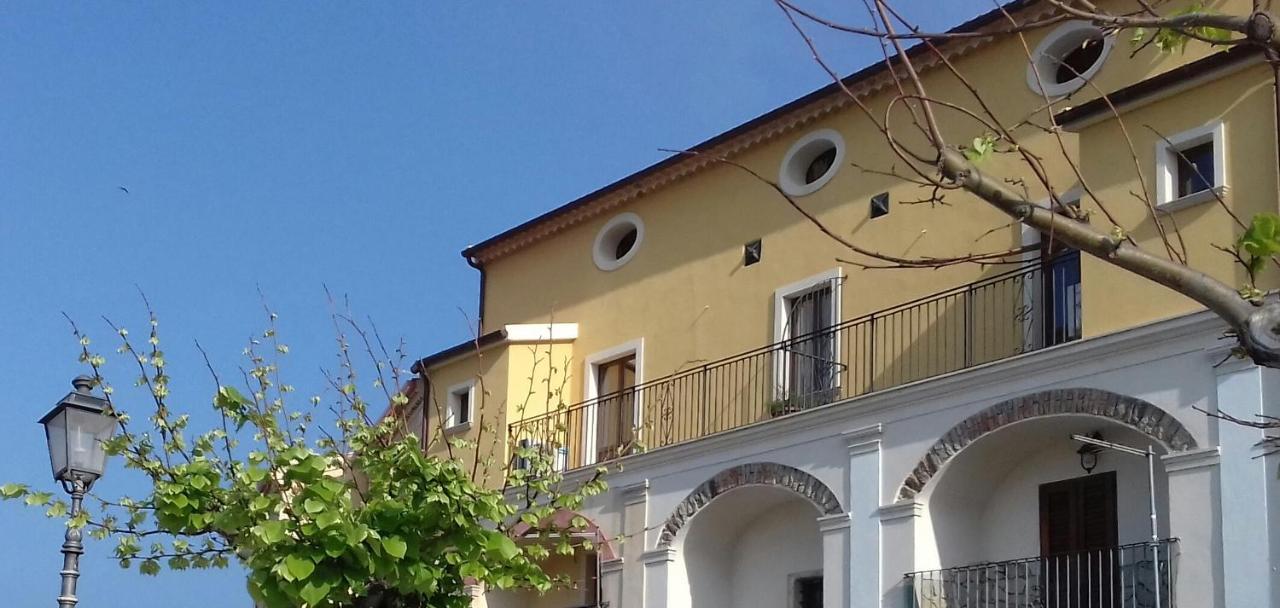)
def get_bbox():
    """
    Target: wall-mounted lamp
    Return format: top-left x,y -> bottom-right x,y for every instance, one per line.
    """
1076,431 -> 1103,473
